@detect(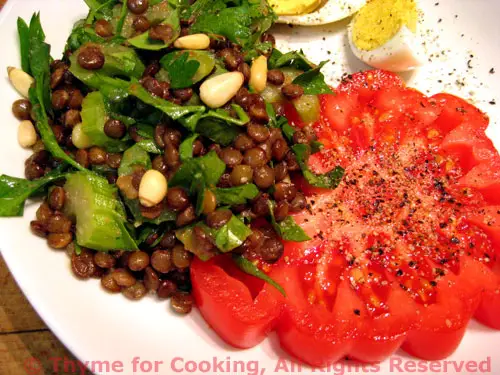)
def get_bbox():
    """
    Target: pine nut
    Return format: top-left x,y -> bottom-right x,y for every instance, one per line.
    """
139,170 -> 168,208
199,72 -> 244,108
173,34 -> 210,50
72,123 -> 92,149
249,55 -> 268,93
7,67 -> 34,98
17,120 -> 38,148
